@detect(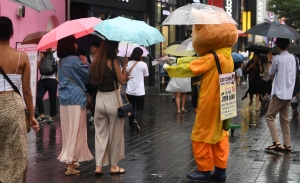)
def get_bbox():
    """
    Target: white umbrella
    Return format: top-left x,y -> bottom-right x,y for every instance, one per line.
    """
10,0 -> 55,12
117,42 -> 149,57
162,3 -> 237,25
176,38 -> 194,52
